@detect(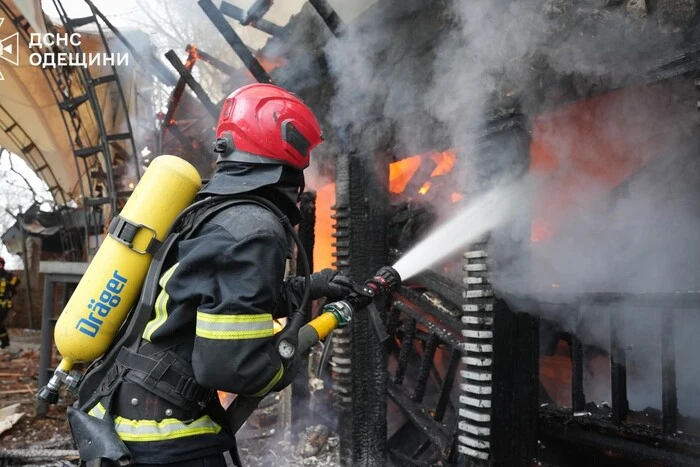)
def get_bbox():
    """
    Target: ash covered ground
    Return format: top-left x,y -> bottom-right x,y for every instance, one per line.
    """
0,329 -> 339,466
